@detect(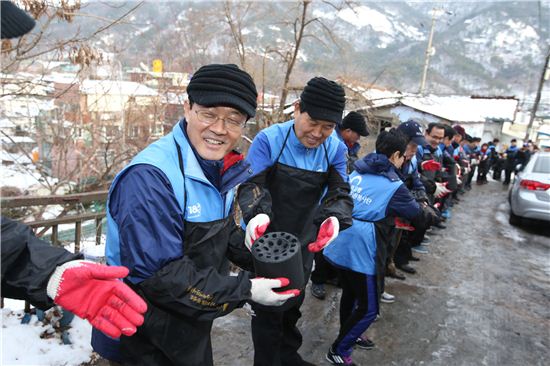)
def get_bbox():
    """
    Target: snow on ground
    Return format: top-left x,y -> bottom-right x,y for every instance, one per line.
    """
496,202 -> 526,242
1,235 -> 106,365
2,300 -> 94,366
